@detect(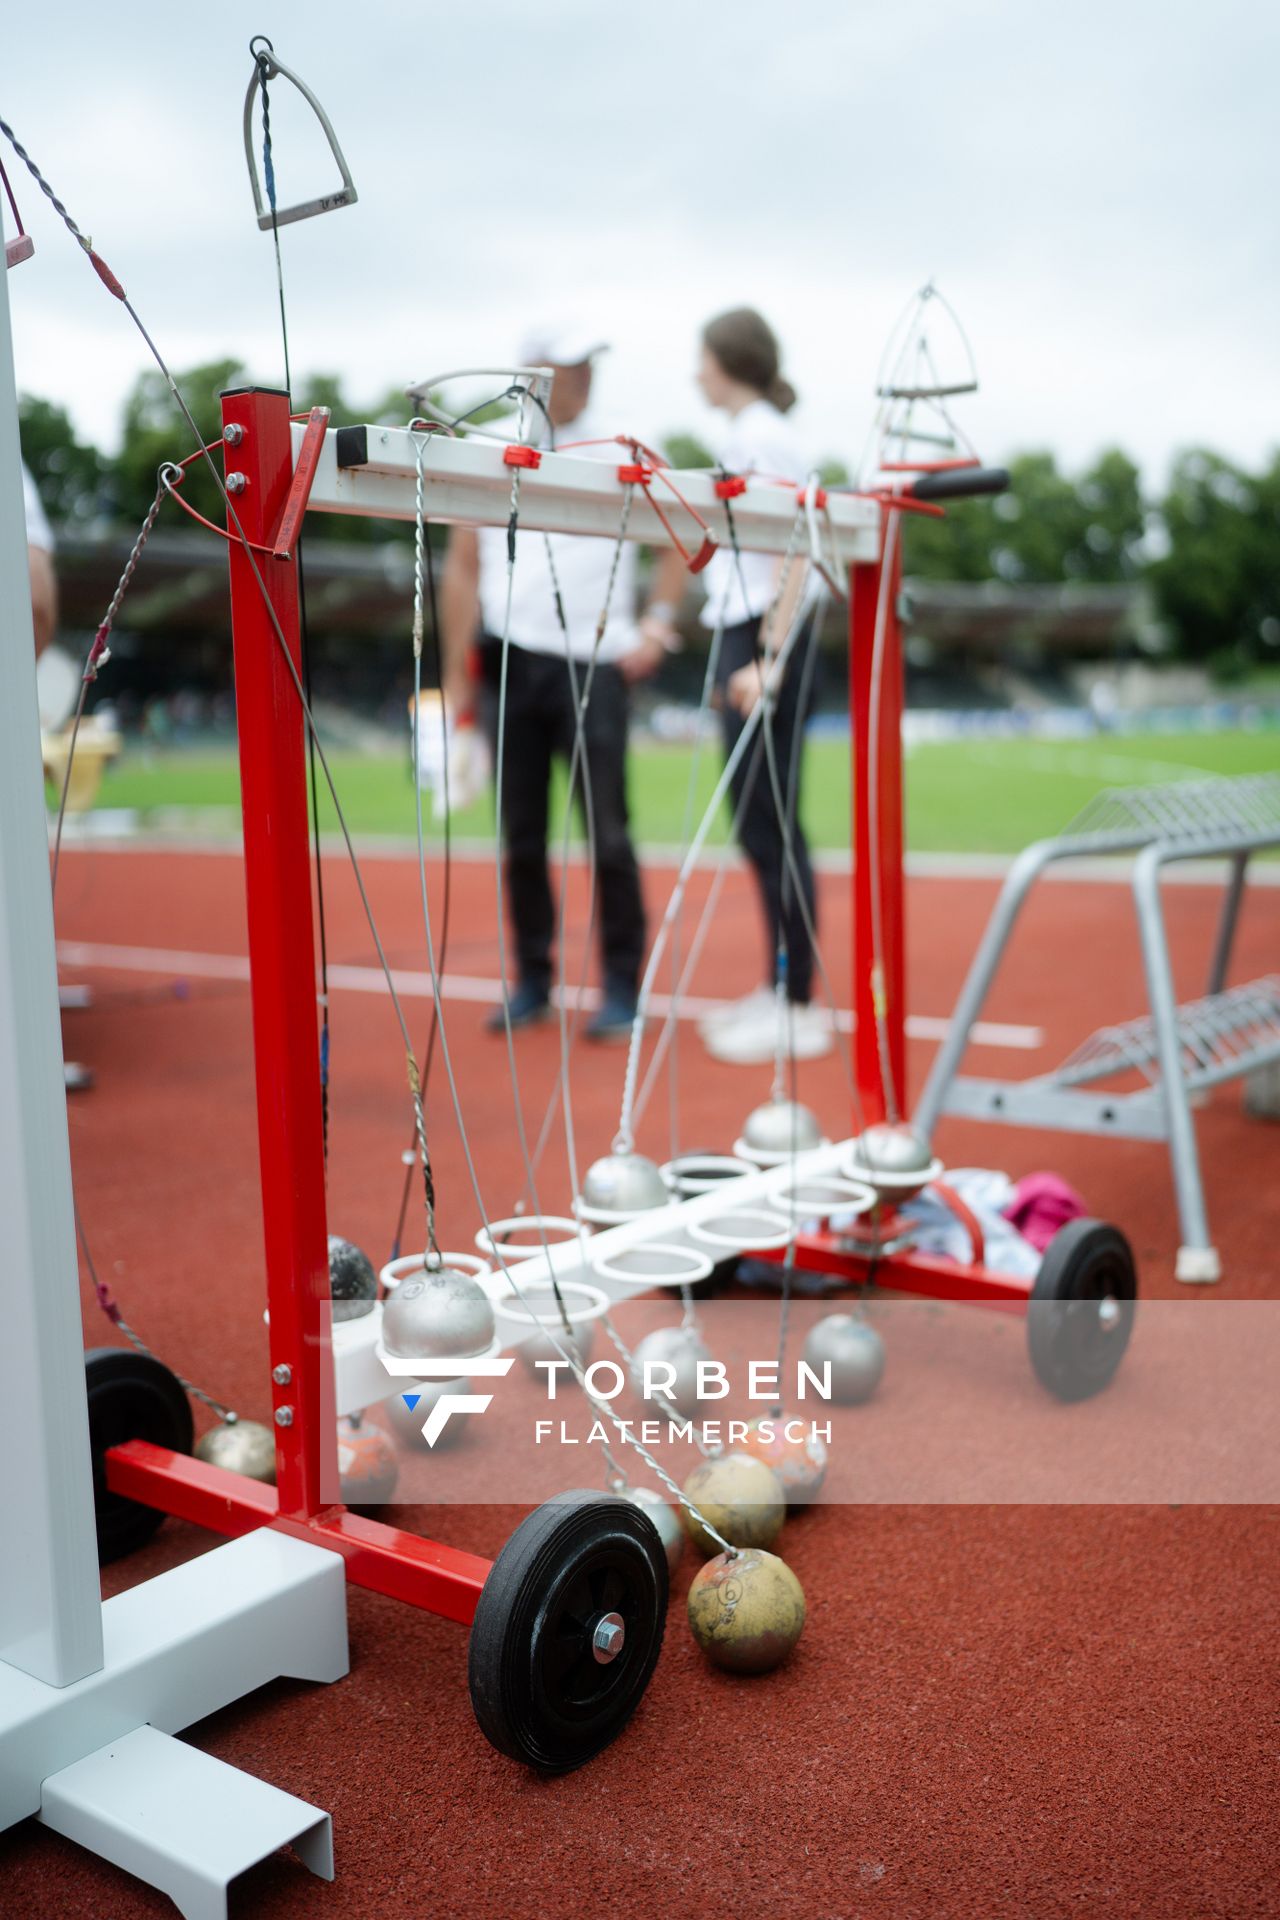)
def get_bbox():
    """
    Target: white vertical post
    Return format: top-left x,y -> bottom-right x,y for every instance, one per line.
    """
0,202 -> 104,1683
